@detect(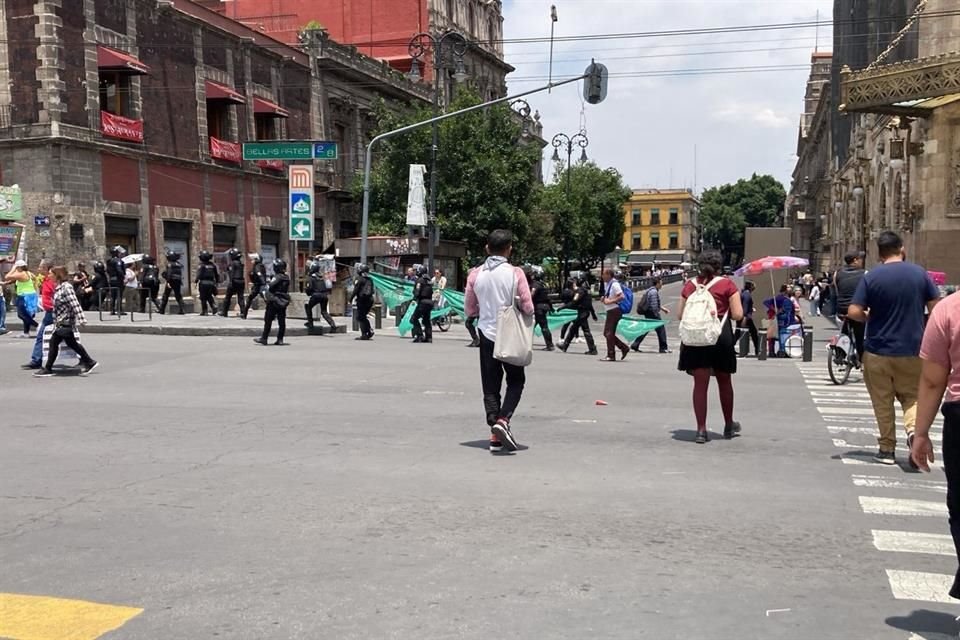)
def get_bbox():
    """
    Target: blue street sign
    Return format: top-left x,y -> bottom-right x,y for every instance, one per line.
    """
34,215 -> 50,226
290,193 -> 312,215
313,142 -> 338,160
